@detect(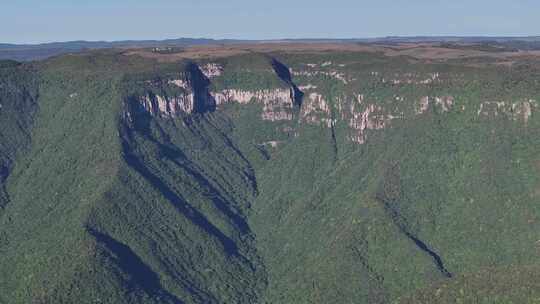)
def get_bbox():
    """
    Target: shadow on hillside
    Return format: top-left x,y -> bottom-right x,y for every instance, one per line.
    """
88,228 -> 184,303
